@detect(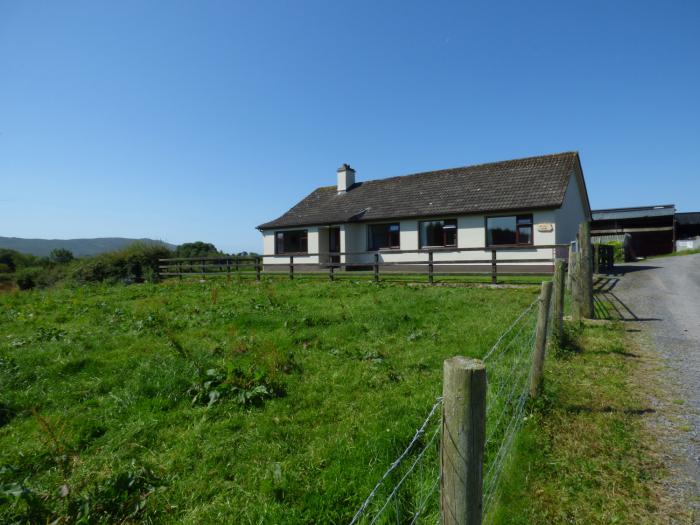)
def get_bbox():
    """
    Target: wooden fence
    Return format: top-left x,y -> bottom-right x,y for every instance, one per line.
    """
158,244 -> 568,285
